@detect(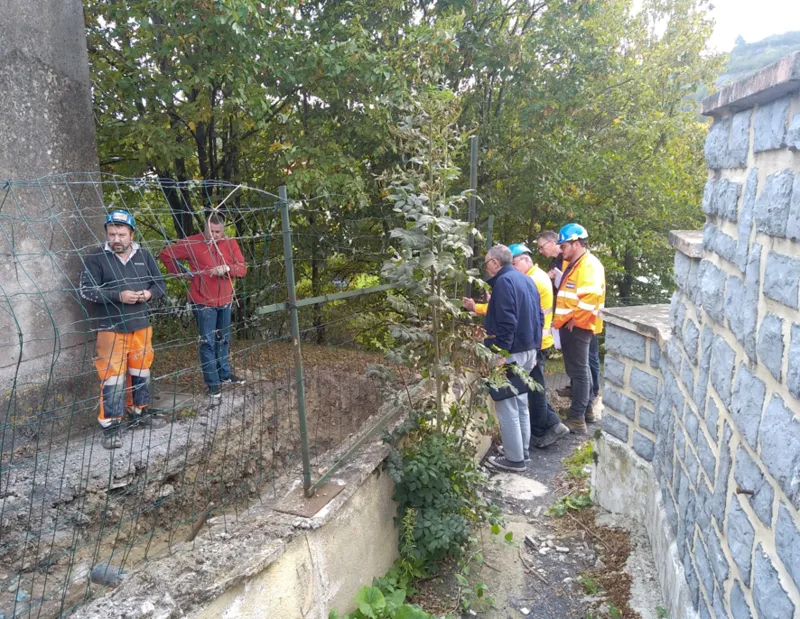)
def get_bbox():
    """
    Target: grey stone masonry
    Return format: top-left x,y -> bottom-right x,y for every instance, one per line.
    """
756,313 -> 784,381
788,113 -> 800,150
733,445 -> 774,528
604,356 -> 626,387
754,169 -> 794,237
752,545 -> 795,619
604,323 -> 647,362
727,495 -> 755,584
759,394 -> 800,509
789,324 -> 800,401
603,385 -> 636,420
789,172 -> 800,242
763,250 -> 800,309
630,367 -> 659,404
730,364 -> 766,451
776,503 -> 800,592
596,65 -> 800,619
753,95 -> 791,152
